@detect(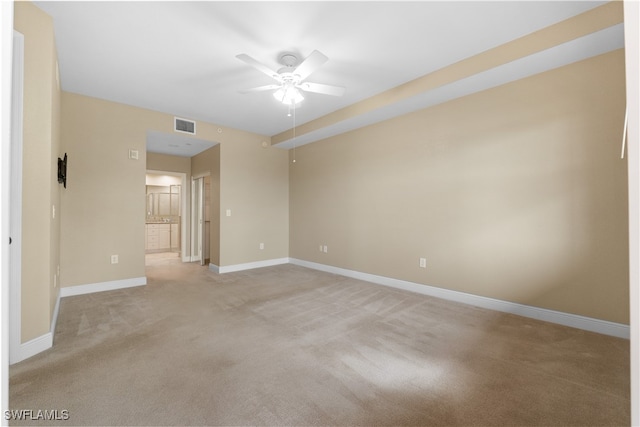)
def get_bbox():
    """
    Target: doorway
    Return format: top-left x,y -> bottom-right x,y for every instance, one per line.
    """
145,171 -> 186,265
